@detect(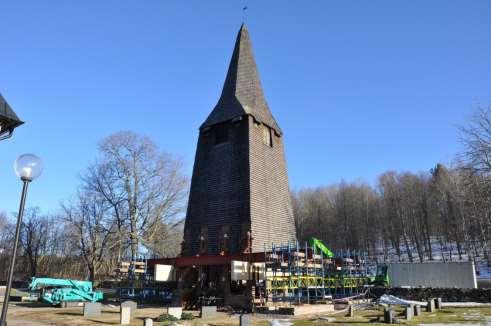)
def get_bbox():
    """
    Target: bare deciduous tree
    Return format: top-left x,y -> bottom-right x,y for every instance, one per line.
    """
20,208 -> 50,277
460,105 -> 491,176
82,131 -> 188,262
62,191 -> 116,282
292,164 -> 490,265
